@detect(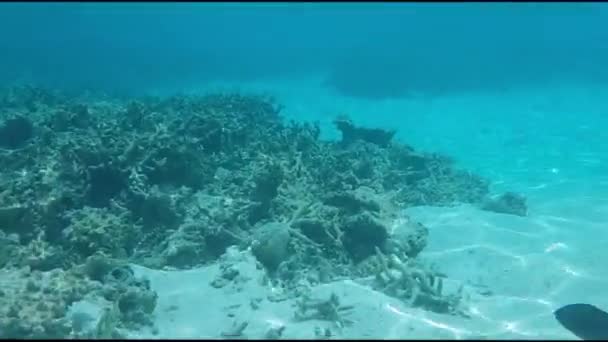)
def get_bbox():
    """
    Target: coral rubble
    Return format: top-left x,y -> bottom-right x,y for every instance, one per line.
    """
0,85 -> 516,337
